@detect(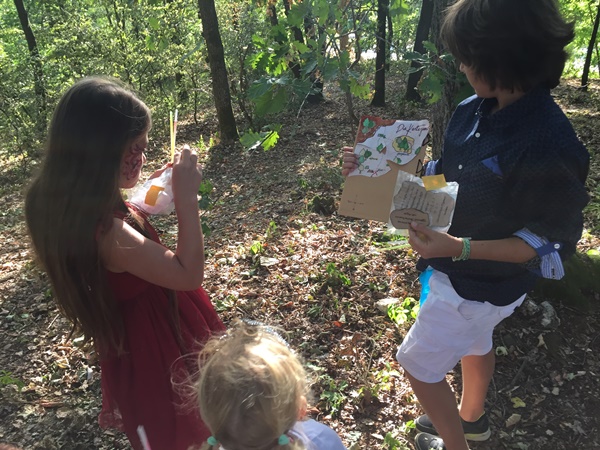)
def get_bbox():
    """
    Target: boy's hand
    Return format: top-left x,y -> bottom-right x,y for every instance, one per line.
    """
341,146 -> 358,177
408,222 -> 463,259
